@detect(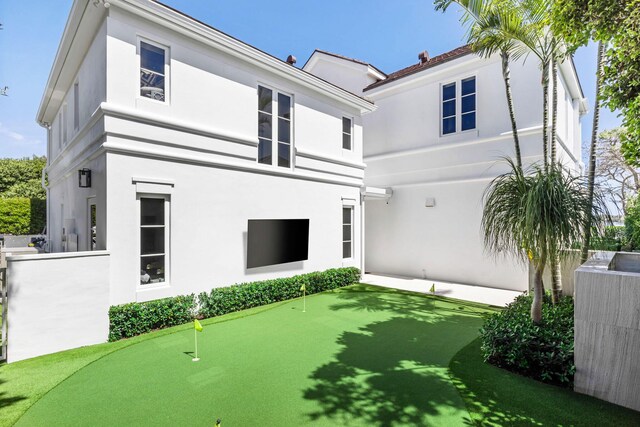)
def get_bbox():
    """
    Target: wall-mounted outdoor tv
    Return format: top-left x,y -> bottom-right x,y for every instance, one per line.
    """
247,219 -> 309,269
